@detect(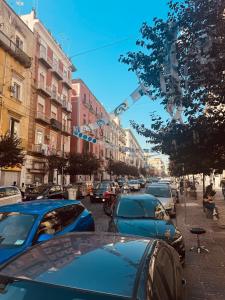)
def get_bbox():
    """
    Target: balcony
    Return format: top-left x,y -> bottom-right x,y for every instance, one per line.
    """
52,61 -> 63,80
50,118 -> 62,131
0,30 -> 31,68
39,51 -> 53,69
35,111 -> 50,124
32,144 -> 48,155
62,75 -> 72,89
37,82 -> 51,97
51,90 -> 62,106
62,100 -> 72,112
62,125 -> 71,136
